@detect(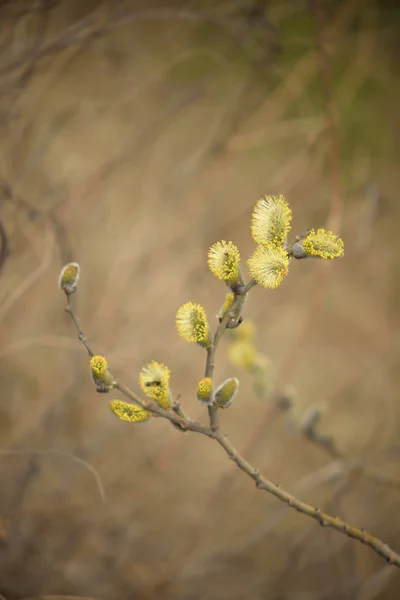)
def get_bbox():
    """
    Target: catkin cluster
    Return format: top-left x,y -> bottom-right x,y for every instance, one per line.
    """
59,193 -> 343,424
